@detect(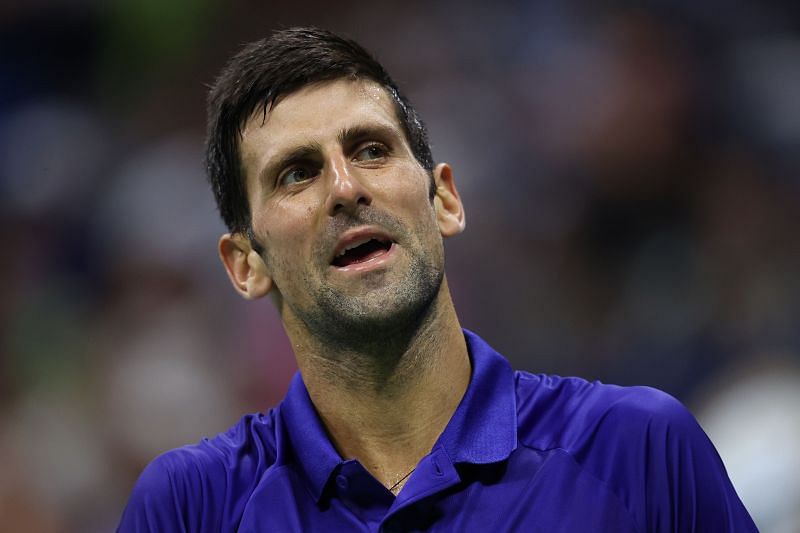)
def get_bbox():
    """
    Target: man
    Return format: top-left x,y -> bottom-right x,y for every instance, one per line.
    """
118,27 -> 756,532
